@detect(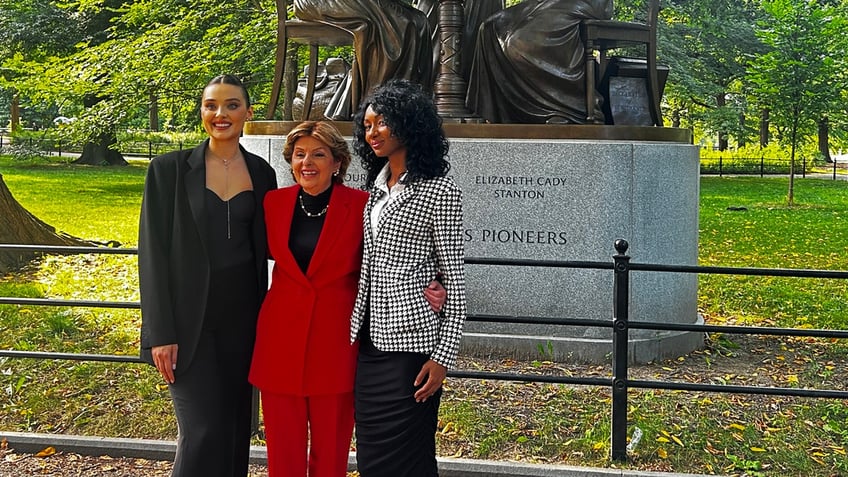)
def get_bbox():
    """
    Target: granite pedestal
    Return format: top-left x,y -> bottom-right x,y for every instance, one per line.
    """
242,123 -> 701,364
